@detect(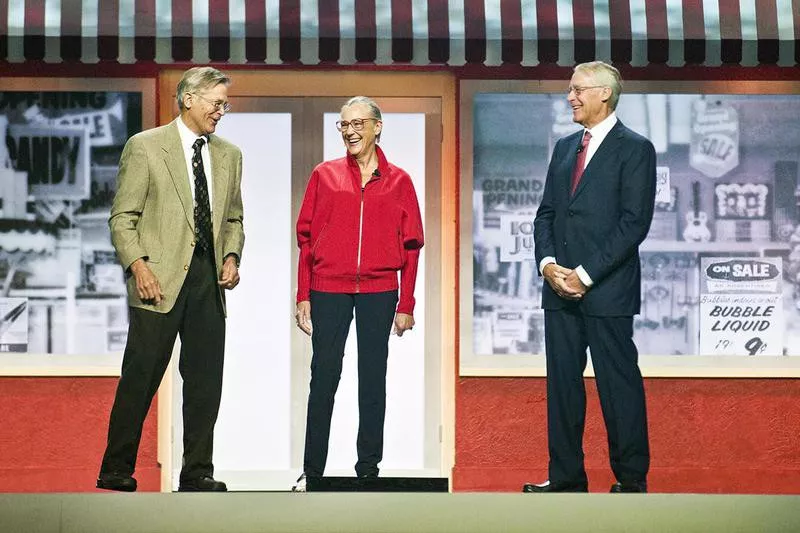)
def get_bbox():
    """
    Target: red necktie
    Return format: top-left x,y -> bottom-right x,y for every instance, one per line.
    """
570,130 -> 592,195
